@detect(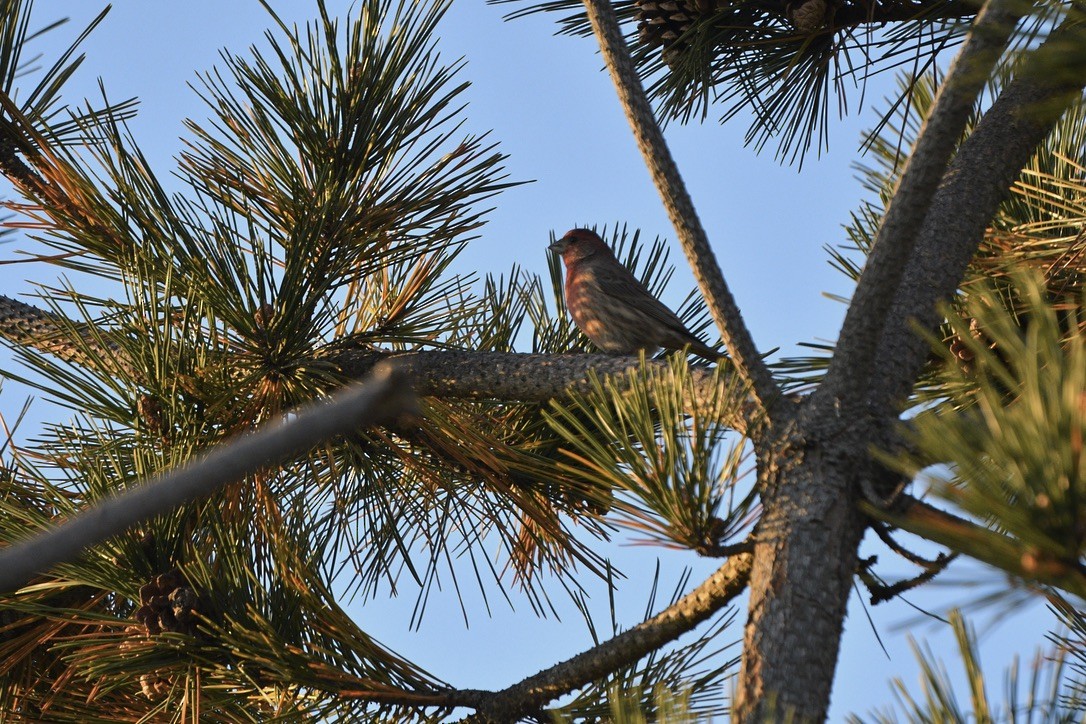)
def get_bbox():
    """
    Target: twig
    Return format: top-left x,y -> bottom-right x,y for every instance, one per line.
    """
0,365 -> 415,593
580,0 -> 779,417
0,250 -> 82,265
697,537 -> 756,558
866,494 -> 1086,599
872,521 -> 945,567
856,550 -> 958,604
